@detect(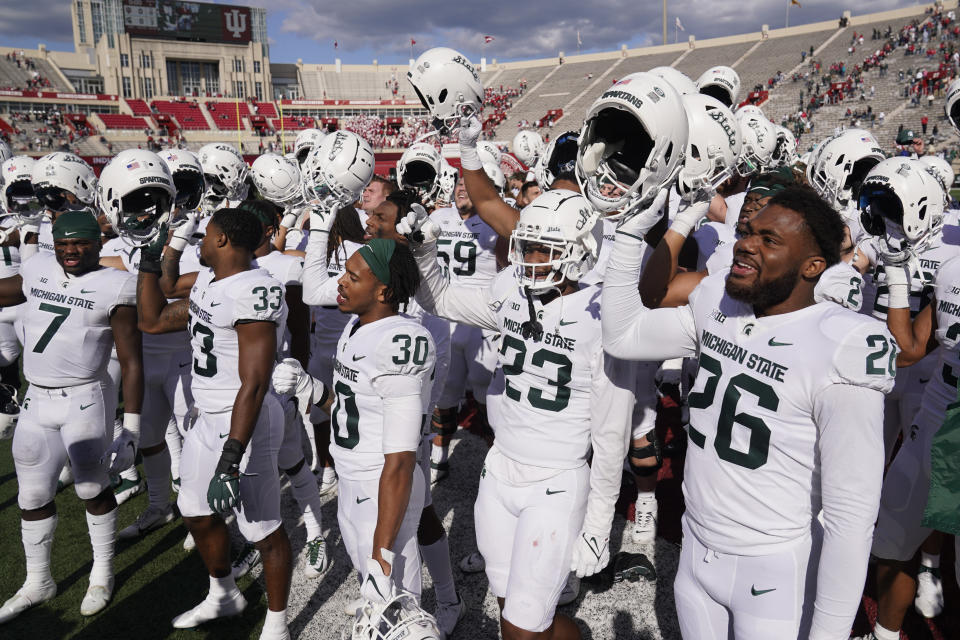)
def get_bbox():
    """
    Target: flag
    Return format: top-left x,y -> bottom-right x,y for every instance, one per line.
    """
577,30 -> 582,46
410,38 -> 416,46
333,41 -> 338,49
675,17 -> 685,32
484,35 -> 495,44
791,0 -> 801,6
